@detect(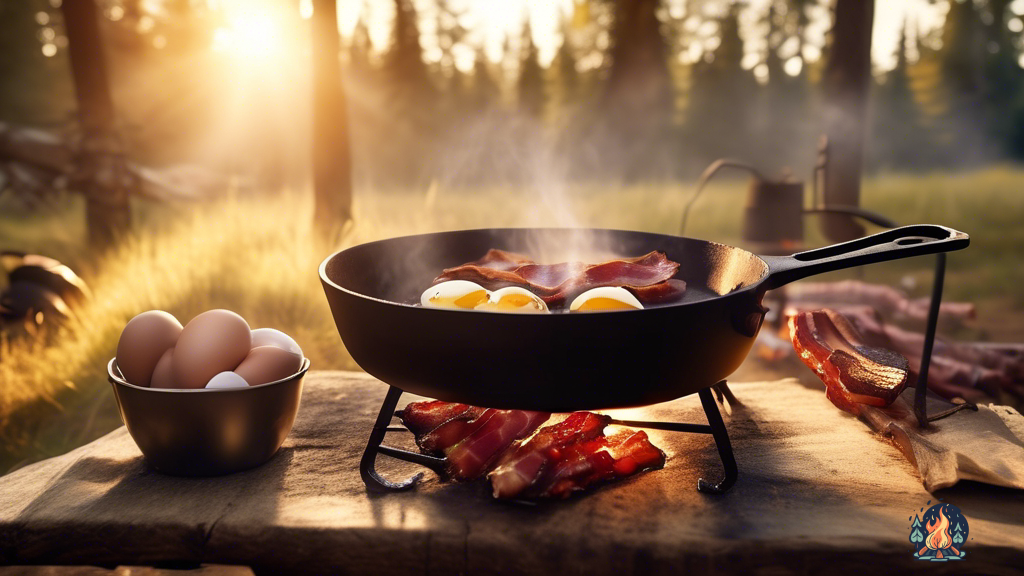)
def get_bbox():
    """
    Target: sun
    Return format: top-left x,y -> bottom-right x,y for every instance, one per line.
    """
212,9 -> 286,59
